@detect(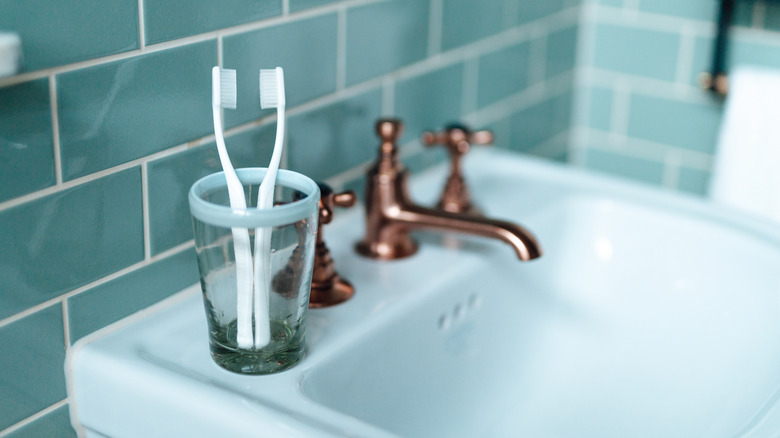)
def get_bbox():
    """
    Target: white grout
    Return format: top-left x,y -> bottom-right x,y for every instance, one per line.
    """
48,74 -> 63,185
0,399 -> 69,437
137,0 -> 146,48
141,163 -> 151,260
